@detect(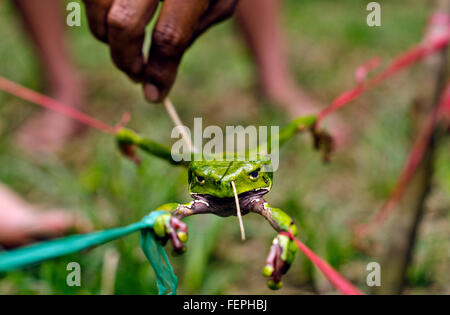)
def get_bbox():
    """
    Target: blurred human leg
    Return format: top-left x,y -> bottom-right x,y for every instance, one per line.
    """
14,0 -> 85,155
0,184 -> 90,248
235,0 -> 320,116
235,0 -> 349,146
0,2 -> 90,248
